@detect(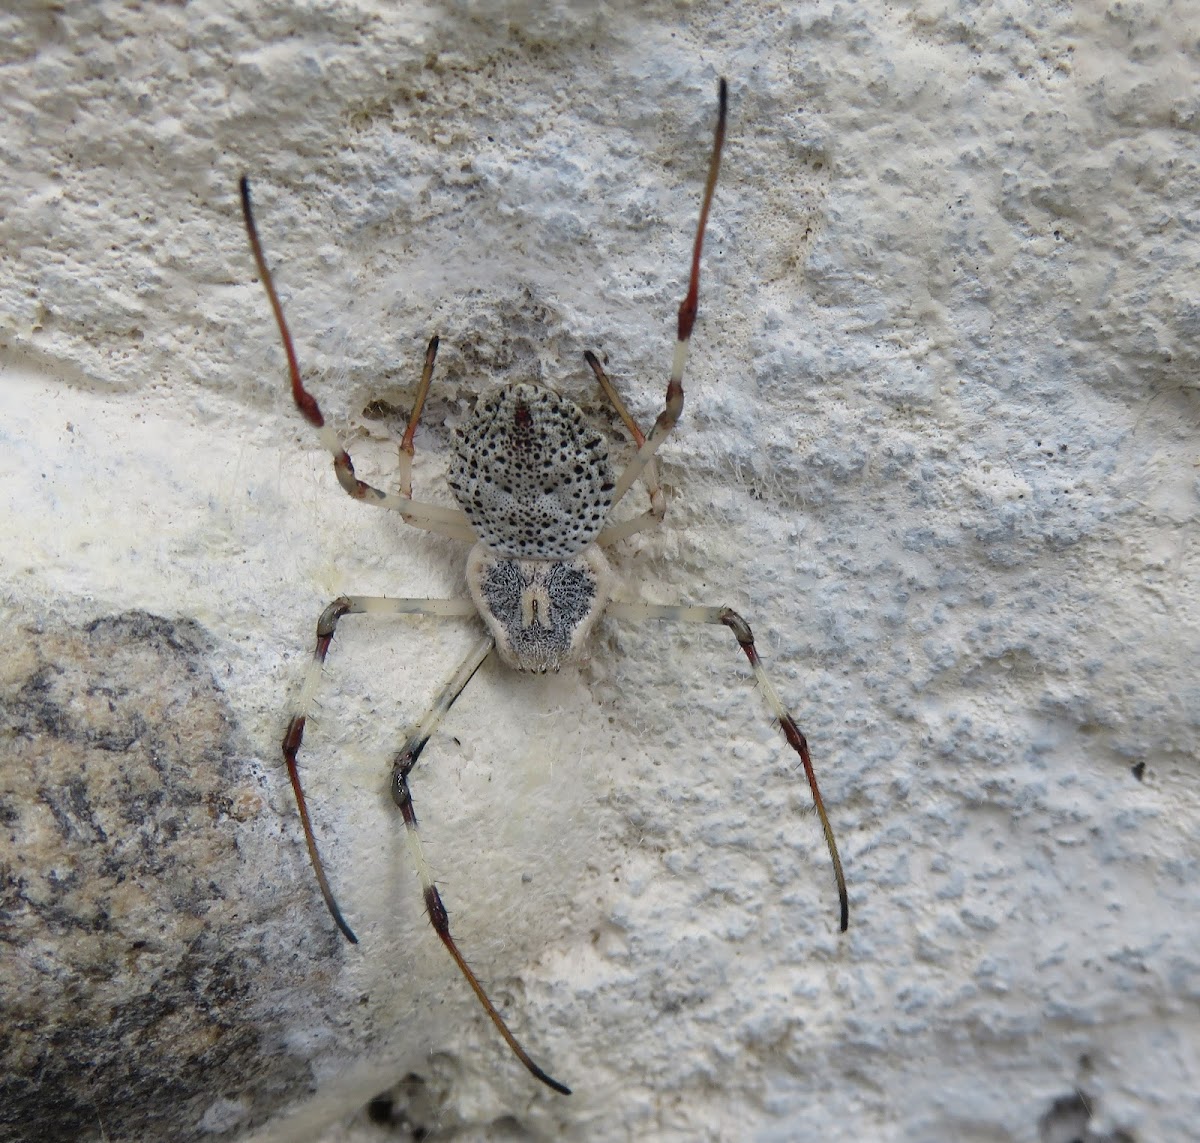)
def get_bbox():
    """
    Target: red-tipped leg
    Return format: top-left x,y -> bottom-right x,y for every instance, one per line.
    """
609,78 -> 728,510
